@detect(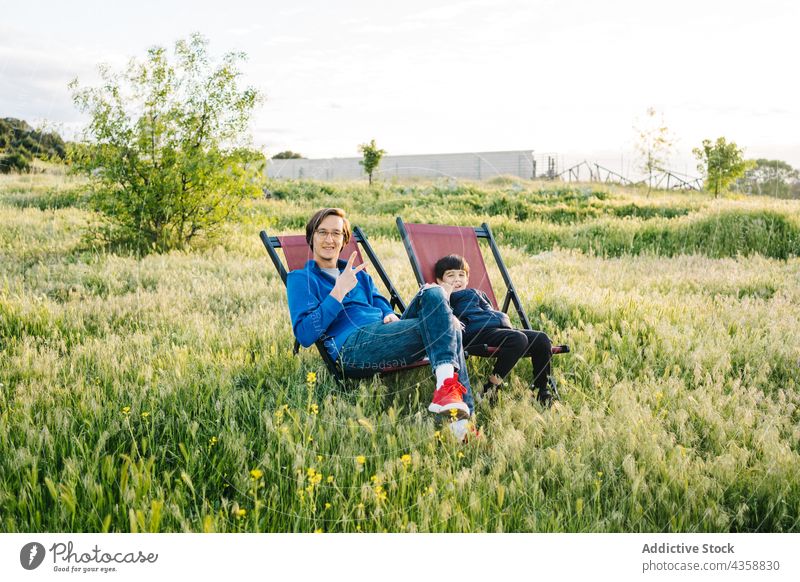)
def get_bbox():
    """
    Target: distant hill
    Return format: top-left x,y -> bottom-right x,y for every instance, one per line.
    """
0,117 -> 67,173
